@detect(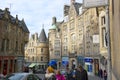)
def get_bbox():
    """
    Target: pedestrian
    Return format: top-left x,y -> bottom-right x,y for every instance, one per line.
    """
98,68 -> 103,78
75,65 -> 88,80
66,68 -> 71,80
55,70 -> 66,80
103,70 -> 107,80
71,69 -> 77,80
44,66 -> 56,80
